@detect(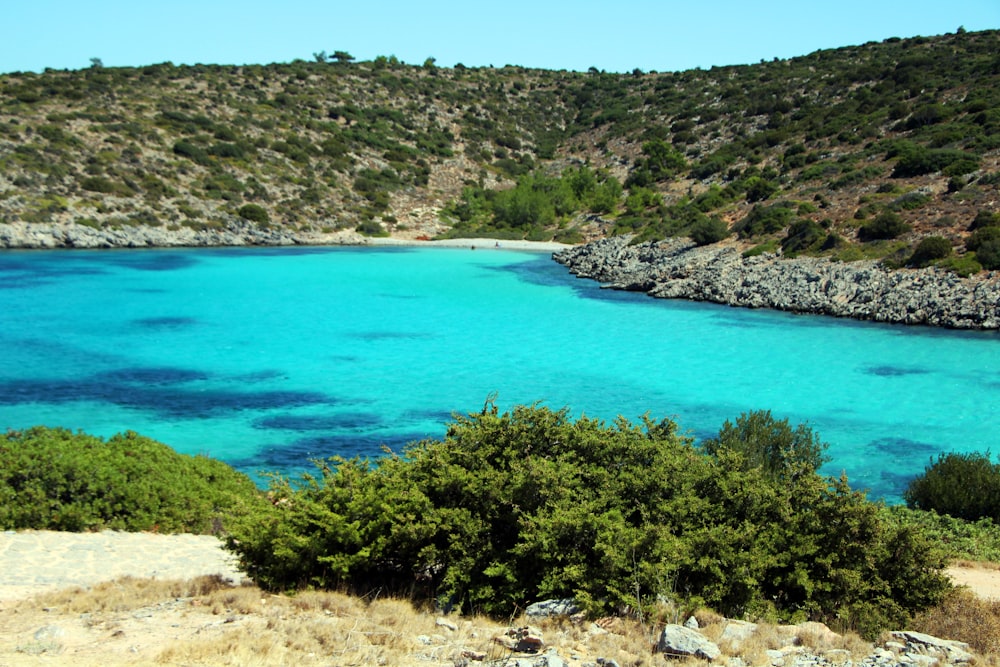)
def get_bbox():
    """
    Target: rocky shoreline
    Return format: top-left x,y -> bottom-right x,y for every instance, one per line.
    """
0,219 -> 354,249
554,236 -> 1000,330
